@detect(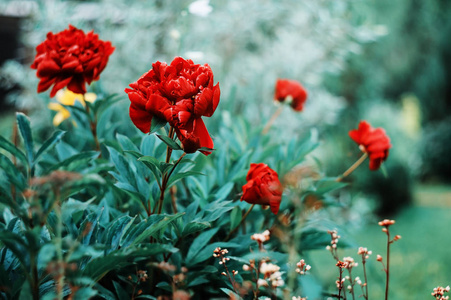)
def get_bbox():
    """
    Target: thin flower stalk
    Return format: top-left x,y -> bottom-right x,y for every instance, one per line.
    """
377,219 -> 400,300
